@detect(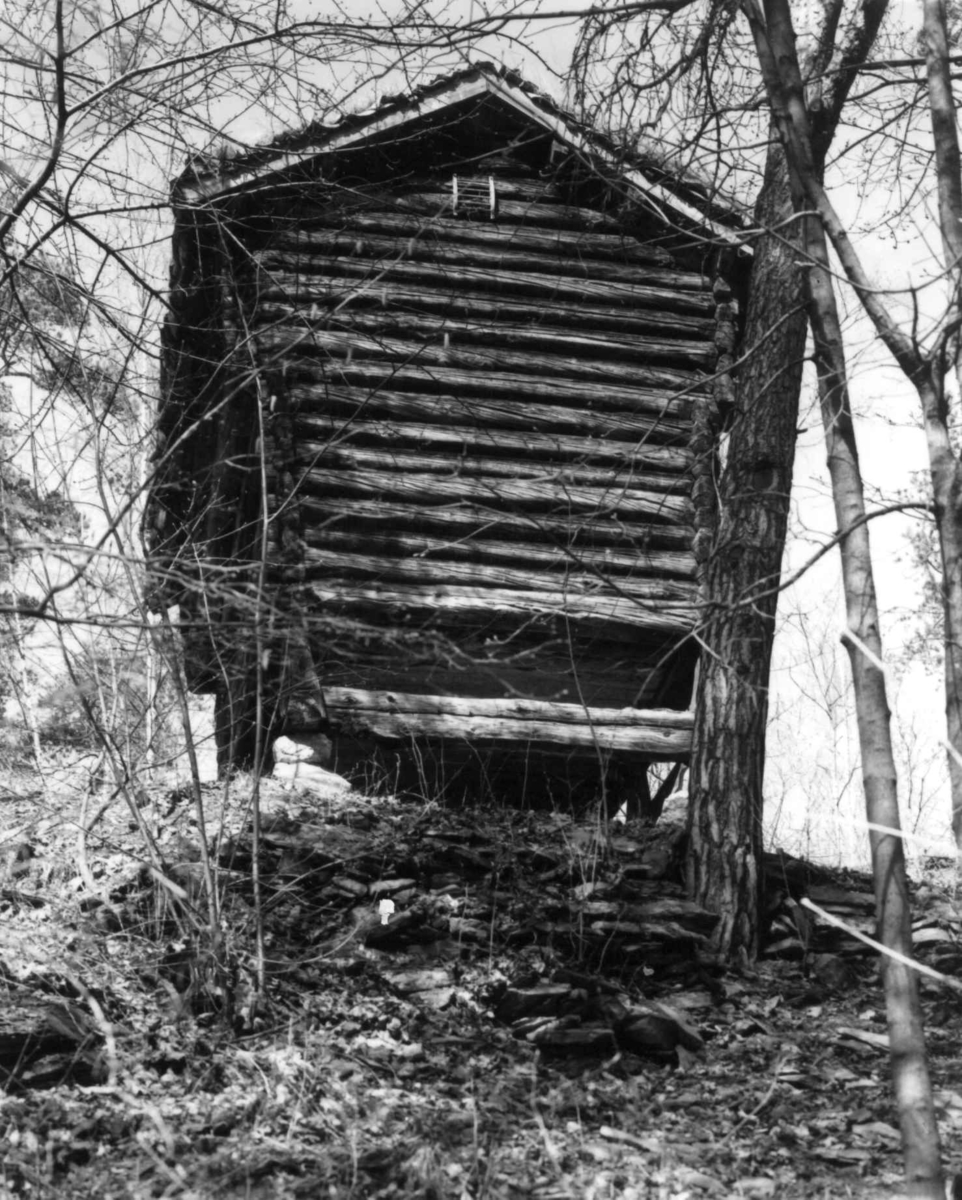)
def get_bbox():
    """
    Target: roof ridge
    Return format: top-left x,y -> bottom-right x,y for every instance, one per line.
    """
175,61 -> 748,236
